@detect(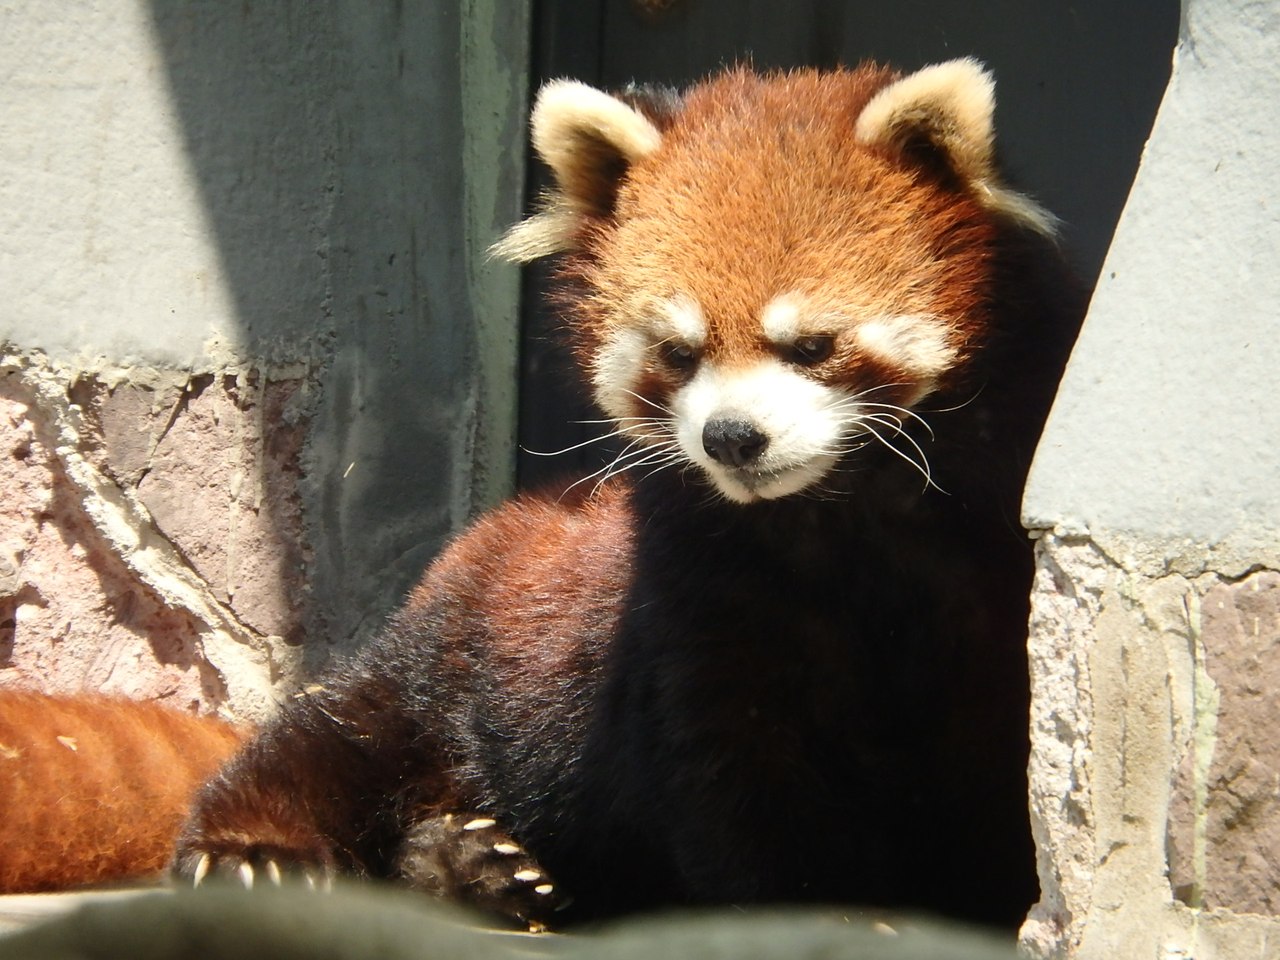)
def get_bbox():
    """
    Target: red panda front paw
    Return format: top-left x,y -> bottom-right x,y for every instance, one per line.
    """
395,813 -> 569,932
172,836 -> 339,892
